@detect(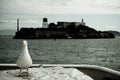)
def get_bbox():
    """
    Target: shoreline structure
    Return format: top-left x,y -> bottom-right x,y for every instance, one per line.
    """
14,18 -> 115,39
